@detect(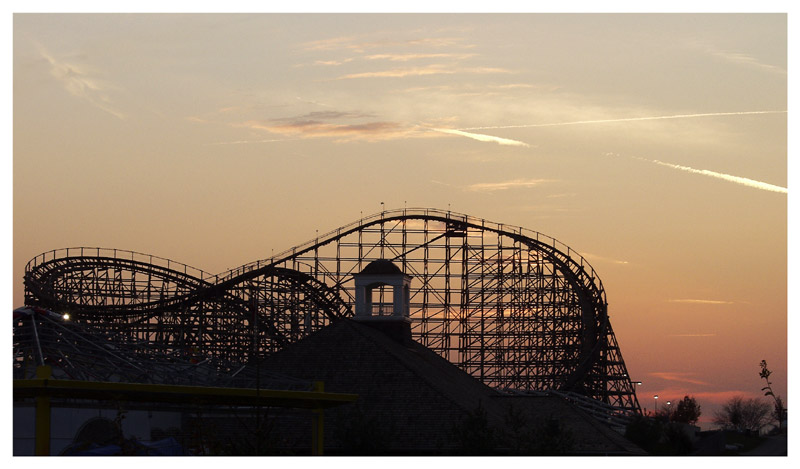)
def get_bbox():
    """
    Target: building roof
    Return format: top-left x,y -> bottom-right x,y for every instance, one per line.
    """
260,318 -> 645,455
355,259 -> 405,276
